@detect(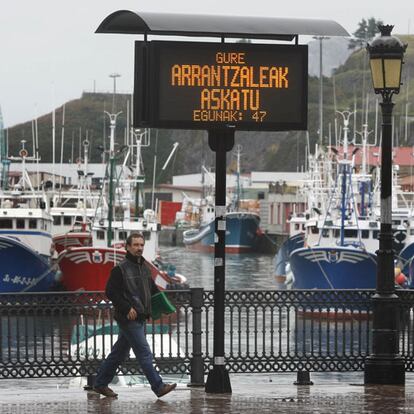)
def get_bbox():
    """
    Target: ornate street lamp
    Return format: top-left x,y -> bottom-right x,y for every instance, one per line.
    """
364,25 -> 407,384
